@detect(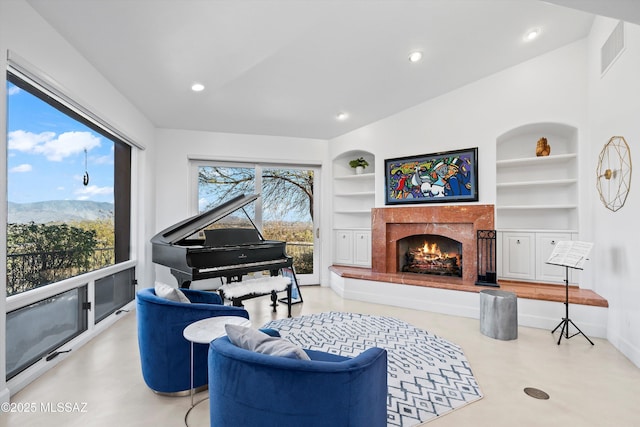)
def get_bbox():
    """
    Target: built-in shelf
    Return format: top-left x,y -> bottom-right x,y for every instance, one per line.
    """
334,191 -> 376,197
334,209 -> 373,214
332,151 -> 375,267
496,122 -> 578,232
497,179 -> 577,188
334,172 -> 375,180
496,123 -> 580,284
499,228 -> 579,233
497,205 -> 578,210
496,153 -> 577,167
